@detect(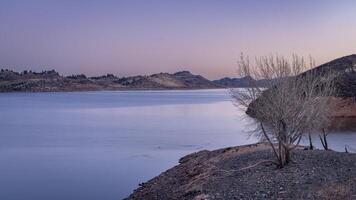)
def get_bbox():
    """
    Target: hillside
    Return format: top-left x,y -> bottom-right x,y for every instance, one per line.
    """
117,71 -> 220,89
1,55 -> 356,93
306,54 -> 356,98
0,70 -> 123,92
213,76 -> 254,87
245,54 -> 356,127
0,70 -> 221,92
213,76 -> 272,88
